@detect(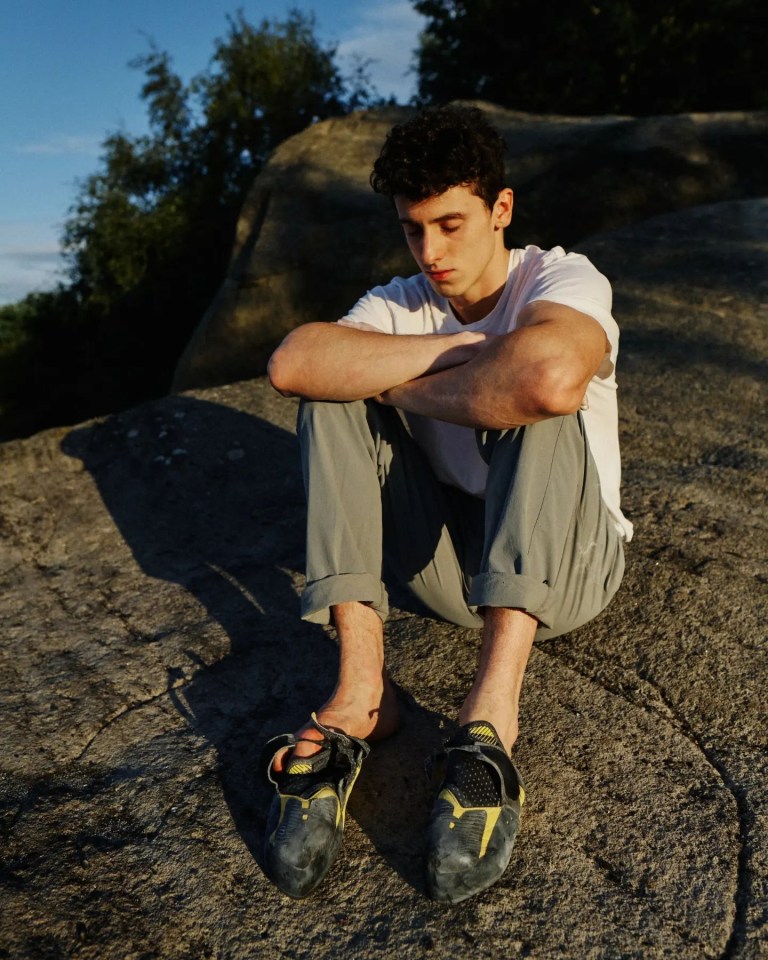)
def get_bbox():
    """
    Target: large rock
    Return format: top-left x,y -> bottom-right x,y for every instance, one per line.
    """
173,104 -> 768,392
1,198 -> 766,958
